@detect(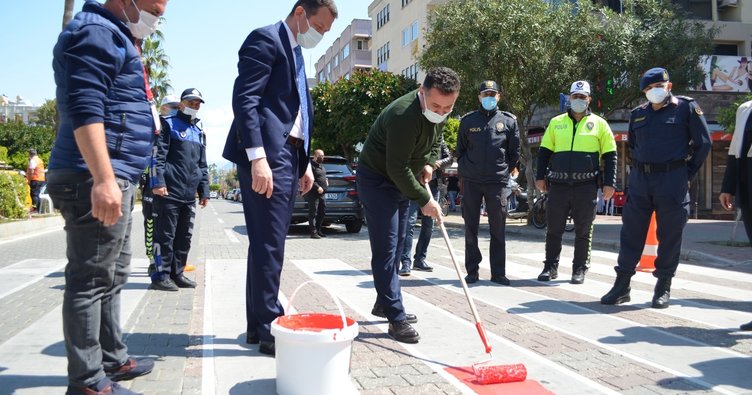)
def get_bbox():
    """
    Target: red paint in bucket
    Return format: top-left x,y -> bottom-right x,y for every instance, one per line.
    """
276,313 -> 356,332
